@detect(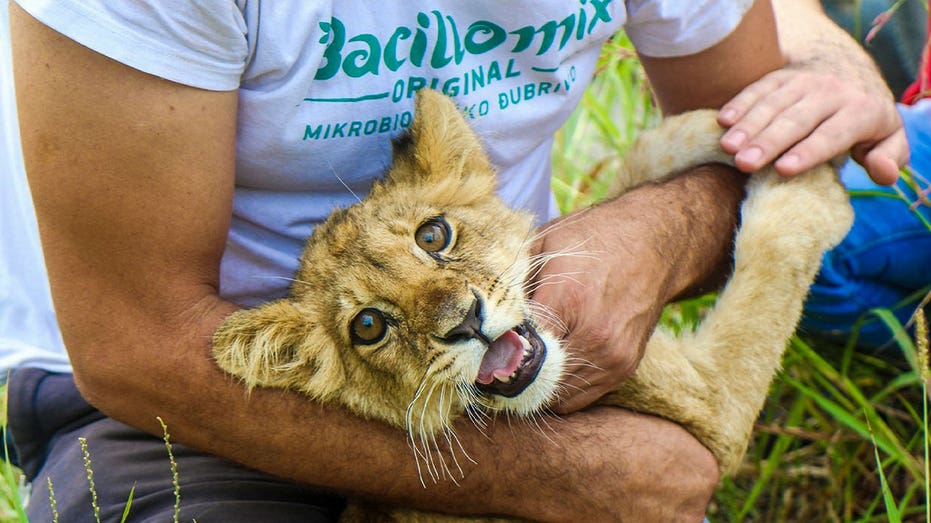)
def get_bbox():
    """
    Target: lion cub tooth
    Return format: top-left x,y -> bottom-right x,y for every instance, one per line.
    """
520,335 -> 531,352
